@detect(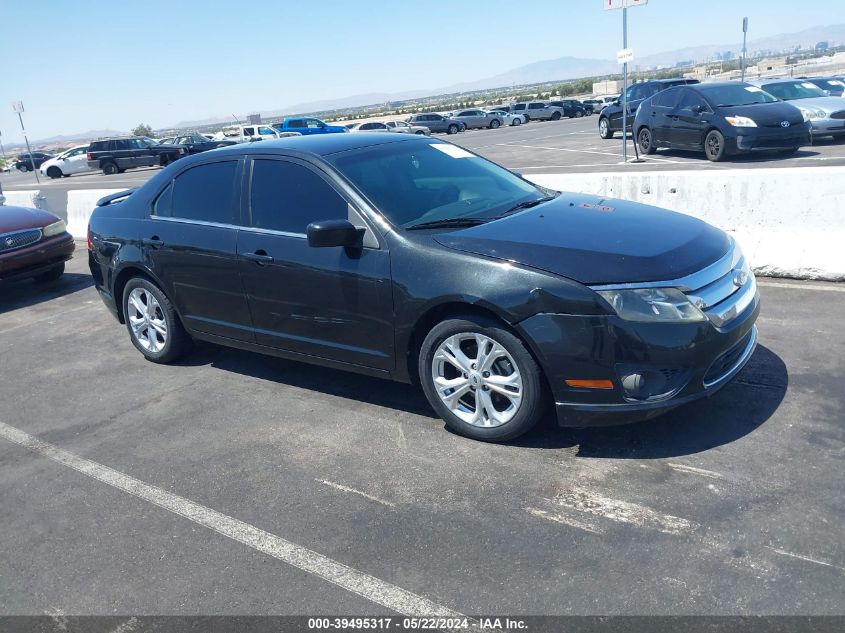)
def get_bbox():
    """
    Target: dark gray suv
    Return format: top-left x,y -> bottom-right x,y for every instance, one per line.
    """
86,137 -> 182,175
406,113 -> 464,135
